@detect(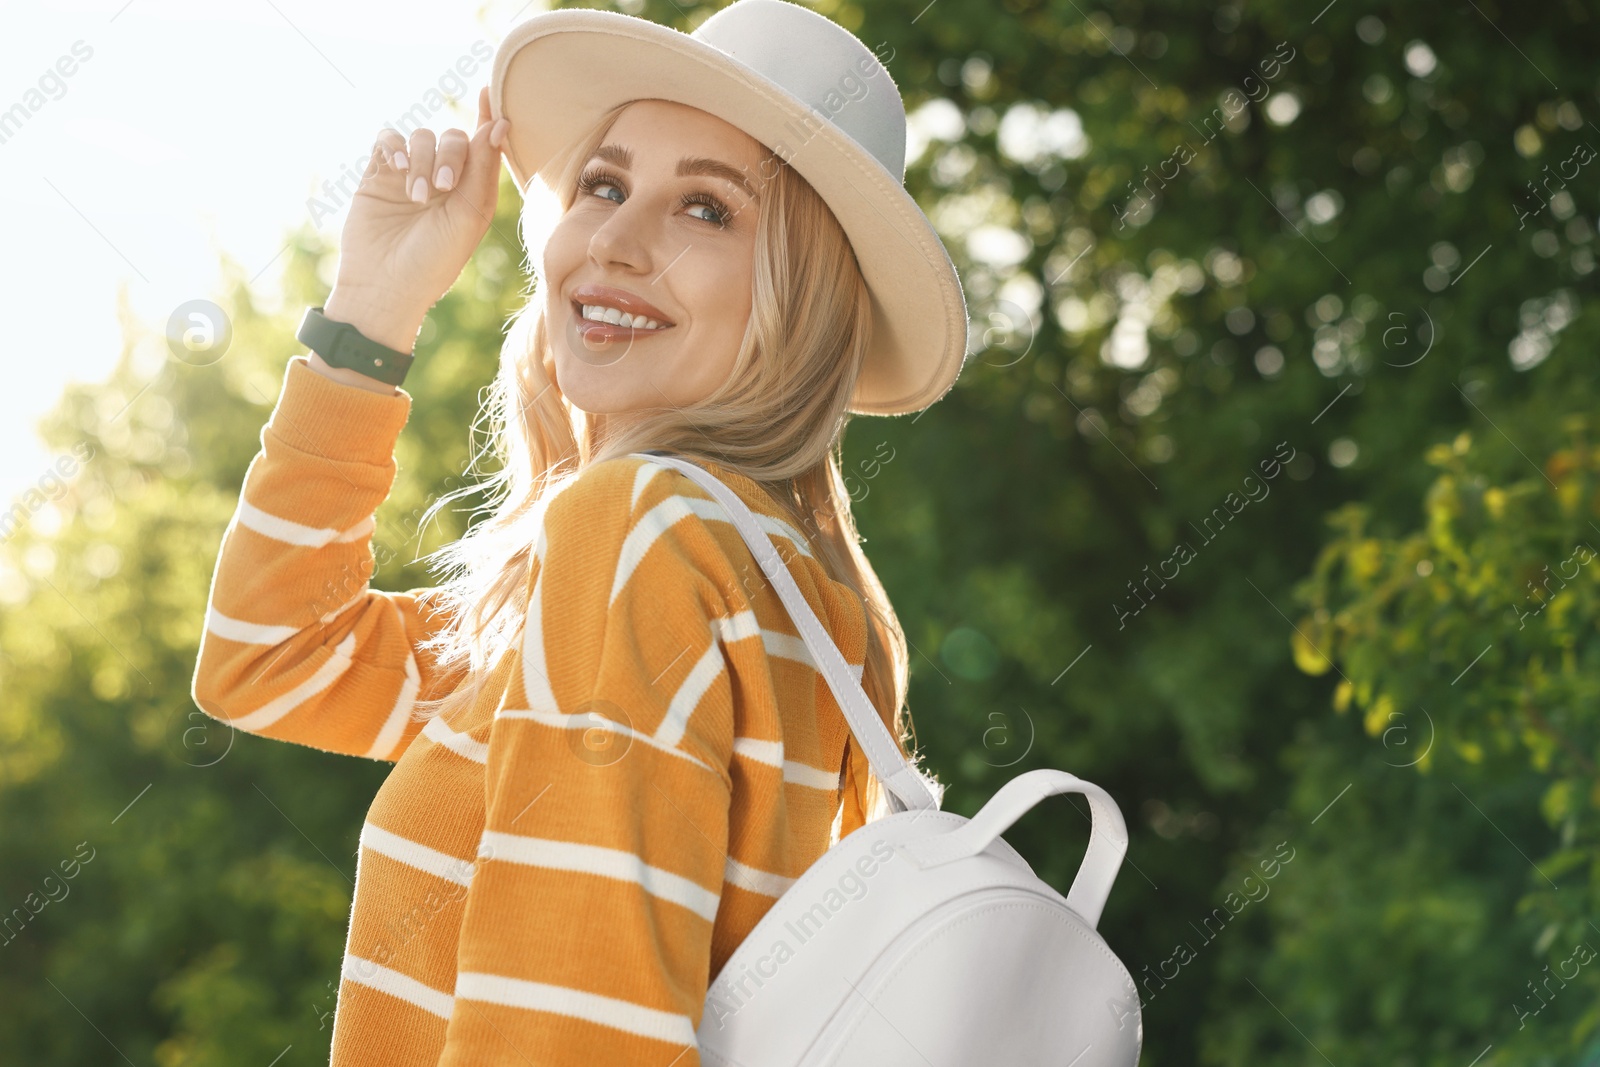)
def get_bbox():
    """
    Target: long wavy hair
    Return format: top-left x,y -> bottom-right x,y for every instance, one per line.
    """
405,99 -> 942,828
